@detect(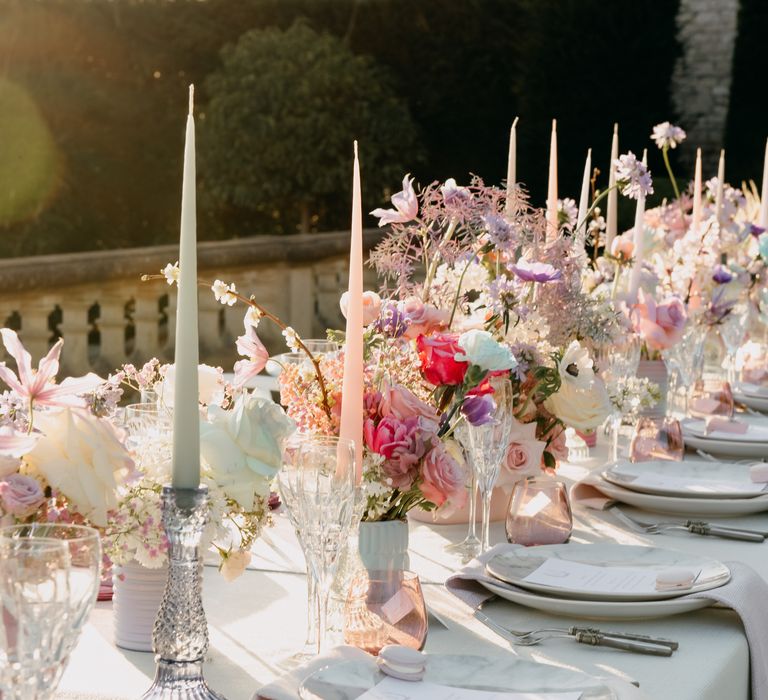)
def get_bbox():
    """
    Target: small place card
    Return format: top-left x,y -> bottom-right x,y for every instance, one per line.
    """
357,676 -> 582,700
381,589 -> 416,625
629,472 -> 767,495
522,558 -> 701,595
